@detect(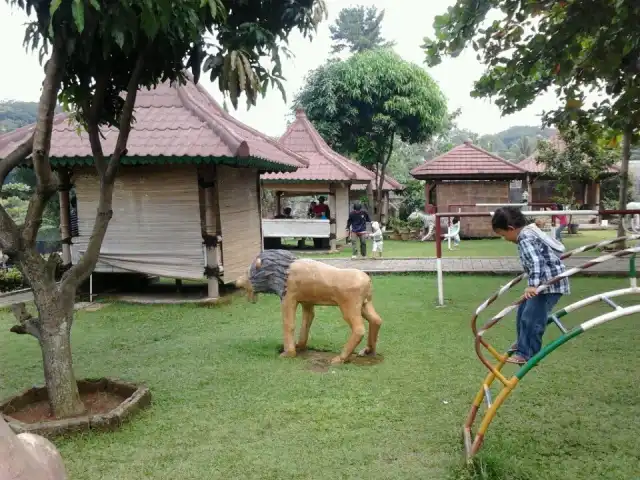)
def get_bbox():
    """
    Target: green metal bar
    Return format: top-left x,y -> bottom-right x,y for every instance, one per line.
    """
515,327 -> 584,380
